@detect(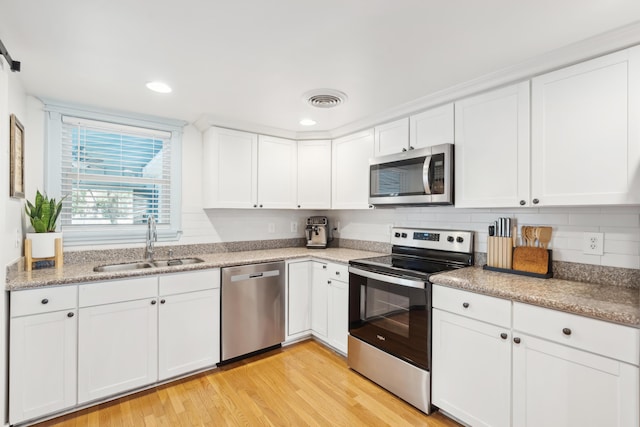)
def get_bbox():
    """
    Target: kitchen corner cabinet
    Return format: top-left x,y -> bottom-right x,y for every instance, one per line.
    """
9,286 -> 78,425
409,103 -> 454,149
454,82 -> 530,208
296,140 -> 332,209
332,129 -> 375,209
202,127 -> 258,208
531,45 -> 640,206
374,118 -> 409,156
78,277 -> 159,404
158,269 -> 221,381
287,260 -> 312,339
257,135 -> 298,208
432,285 -> 511,427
